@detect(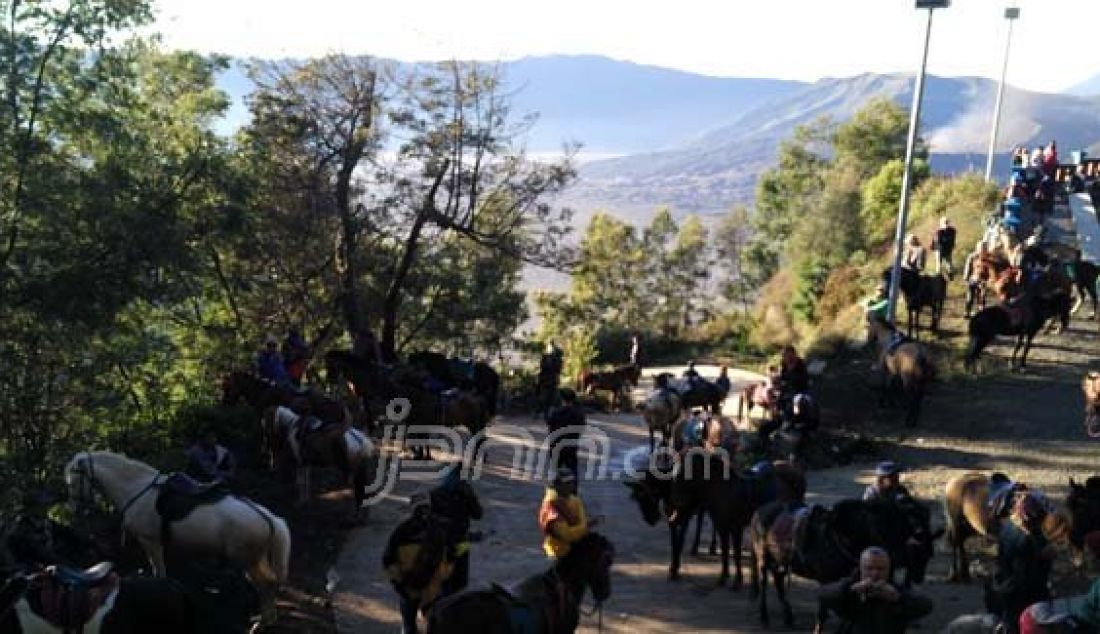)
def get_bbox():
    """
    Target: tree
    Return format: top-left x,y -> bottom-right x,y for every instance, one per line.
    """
861,158 -> 931,245
833,97 -> 923,179
714,205 -> 754,314
570,212 -> 646,327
